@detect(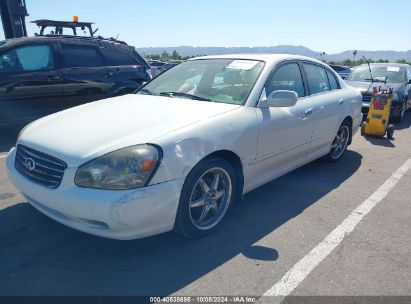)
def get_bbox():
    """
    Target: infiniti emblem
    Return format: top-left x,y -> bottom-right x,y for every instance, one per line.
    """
24,158 -> 36,172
